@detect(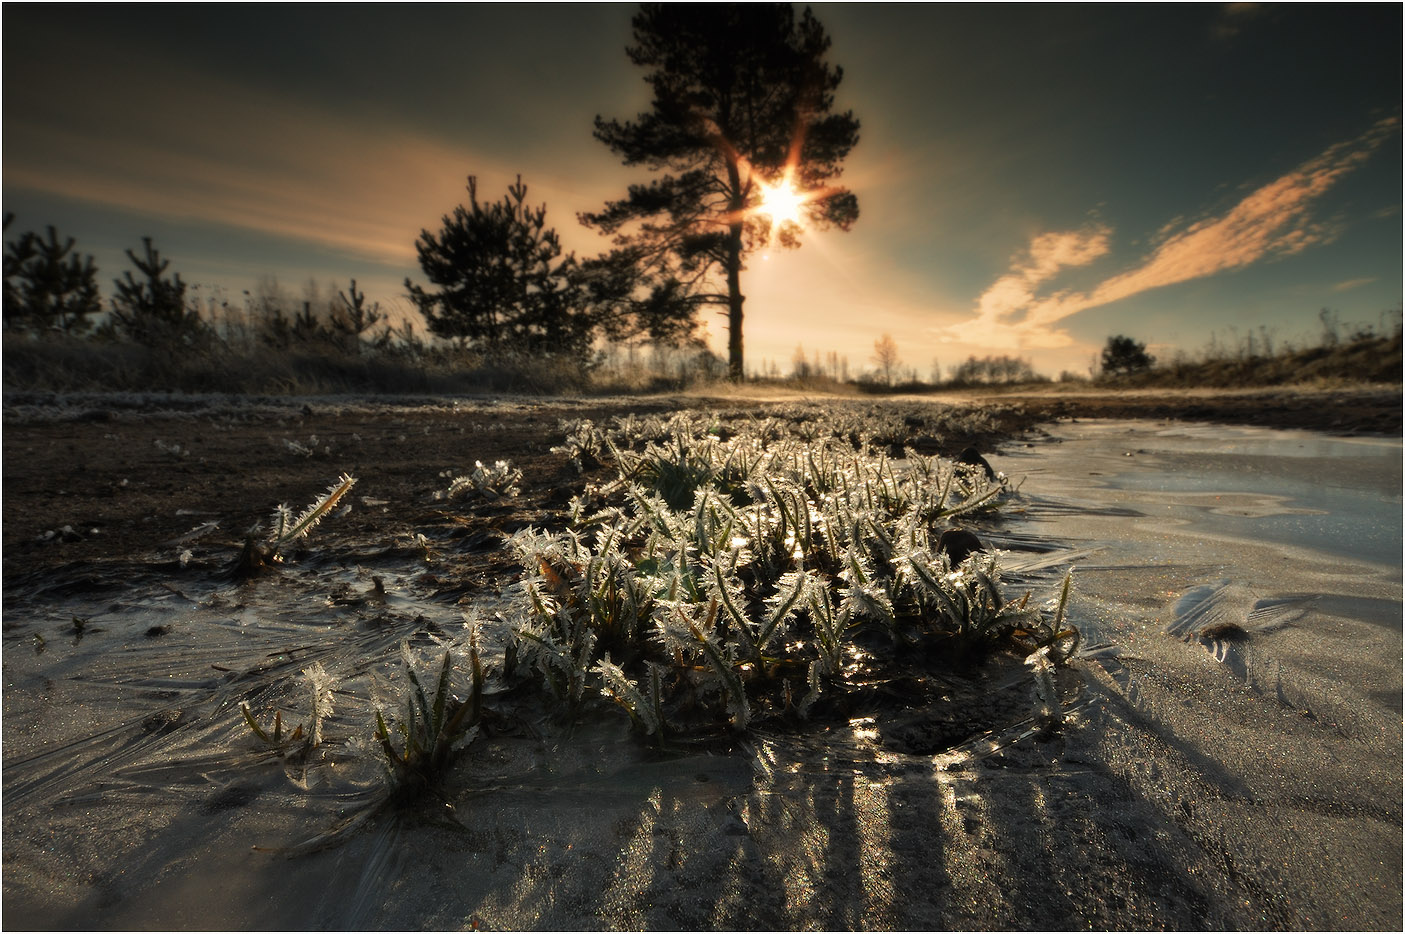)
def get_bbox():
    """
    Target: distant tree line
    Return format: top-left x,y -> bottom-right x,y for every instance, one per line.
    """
949,354 -> 1041,385
3,216 -> 397,356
